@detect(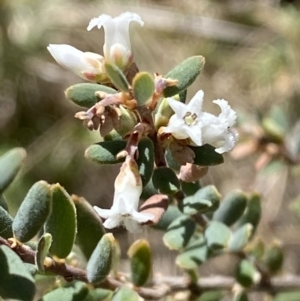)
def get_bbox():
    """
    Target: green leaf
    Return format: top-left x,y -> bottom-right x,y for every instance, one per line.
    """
176,234 -> 208,269
235,259 -> 261,288
136,138 -> 154,187
85,288 -> 113,301
45,184 -> 76,258
0,194 -> 9,211
65,83 -> 117,108
85,140 -> 126,164
213,190 -> 247,226
132,72 -> 155,106
233,291 -> 249,301
152,167 -> 180,195
182,185 -> 220,216
24,263 -> 38,276
39,281 -> 89,301
235,193 -> 261,234
127,239 -> 152,286
228,224 -> 253,252
13,181 -> 52,242
181,185 -> 221,215
0,245 -> 35,301
197,291 -> 224,301
35,233 -> 52,273
141,178 -> 158,200
152,204 -> 183,231
111,286 -> 140,301
0,148 -> 26,194
262,117 -> 284,143
154,98 -> 176,130
164,146 -> 181,171
263,242 -> 284,274
105,62 -> 129,92
0,206 -> 13,239
205,221 -> 231,251
181,180 -> 201,197
274,292 -> 300,301
163,56 -> 205,97
189,144 -> 224,166
179,90 -> 187,103
163,215 -> 196,250
73,195 -> 106,260
87,233 -> 115,283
